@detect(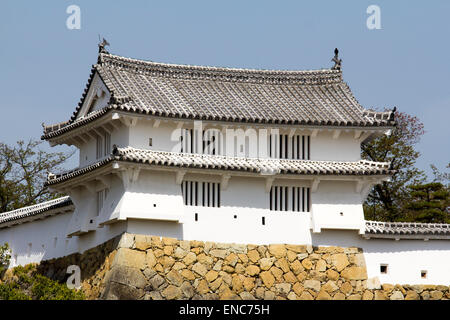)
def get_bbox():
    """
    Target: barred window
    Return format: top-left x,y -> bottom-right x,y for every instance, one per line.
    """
269,186 -> 310,212
180,129 -> 221,155
181,181 -> 221,208
269,134 -> 310,160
